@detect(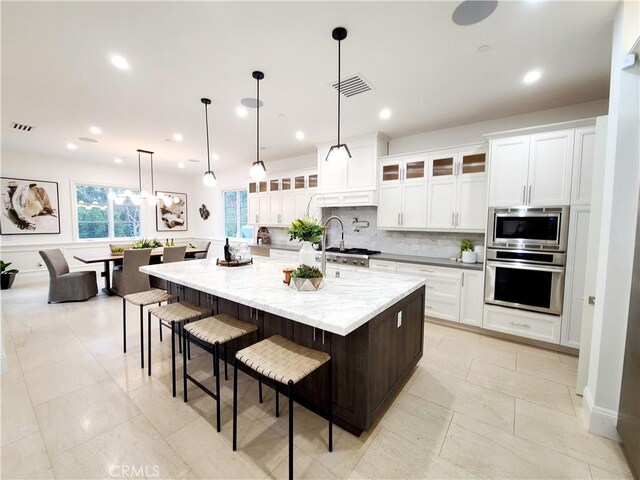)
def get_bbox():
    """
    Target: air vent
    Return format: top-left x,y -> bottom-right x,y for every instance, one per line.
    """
11,122 -> 35,132
332,74 -> 373,98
